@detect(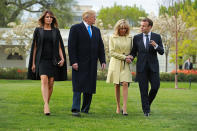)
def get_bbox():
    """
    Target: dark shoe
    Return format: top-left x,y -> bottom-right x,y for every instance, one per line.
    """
121,110 -> 128,116
123,113 -> 128,116
45,113 -> 50,116
81,110 -> 88,114
72,111 -> 81,117
144,113 -> 150,117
